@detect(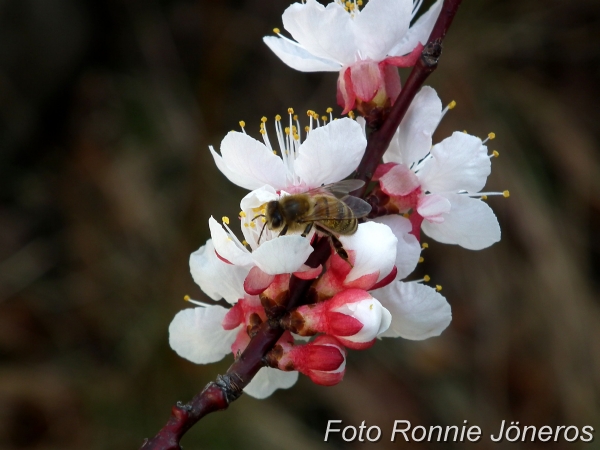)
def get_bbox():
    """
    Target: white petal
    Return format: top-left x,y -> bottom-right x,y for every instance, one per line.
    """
294,118 -> 366,188
389,0 -> 443,56
340,221 -> 397,283
252,235 -> 313,275
209,217 -> 254,266
373,282 -> 451,340
421,194 -> 500,250
282,0 -> 356,64
418,132 -> 491,194
220,132 -> 287,191
354,0 -> 413,60
417,194 -> 451,222
384,86 -> 442,166
169,306 -> 237,364
190,240 -> 249,304
210,145 -> 264,191
334,298 -> 390,343
263,36 -> 340,72
372,215 -> 421,280
244,367 -> 298,399
240,185 -> 279,211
